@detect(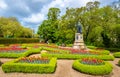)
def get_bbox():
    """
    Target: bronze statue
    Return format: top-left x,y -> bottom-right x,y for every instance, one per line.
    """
76,22 -> 82,33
